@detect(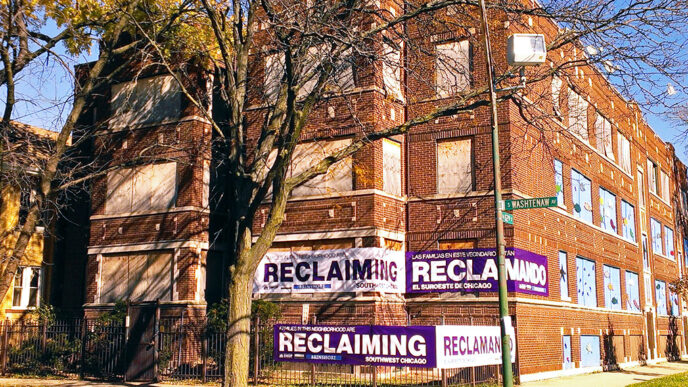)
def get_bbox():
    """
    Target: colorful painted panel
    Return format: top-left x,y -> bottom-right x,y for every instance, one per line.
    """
563,335 -> 573,370
603,265 -> 621,310
670,291 -> 679,316
655,280 -> 667,316
599,188 -> 617,233
651,218 -> 663,255
580,335 -> 601,368
576,257 -> 597,307
555,160 -> 564,206
559,251 -> 569,300
625,271 -> 641,312
664,226 -> 675,260
621,200 -> 636,241
572,170 -> 593,223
